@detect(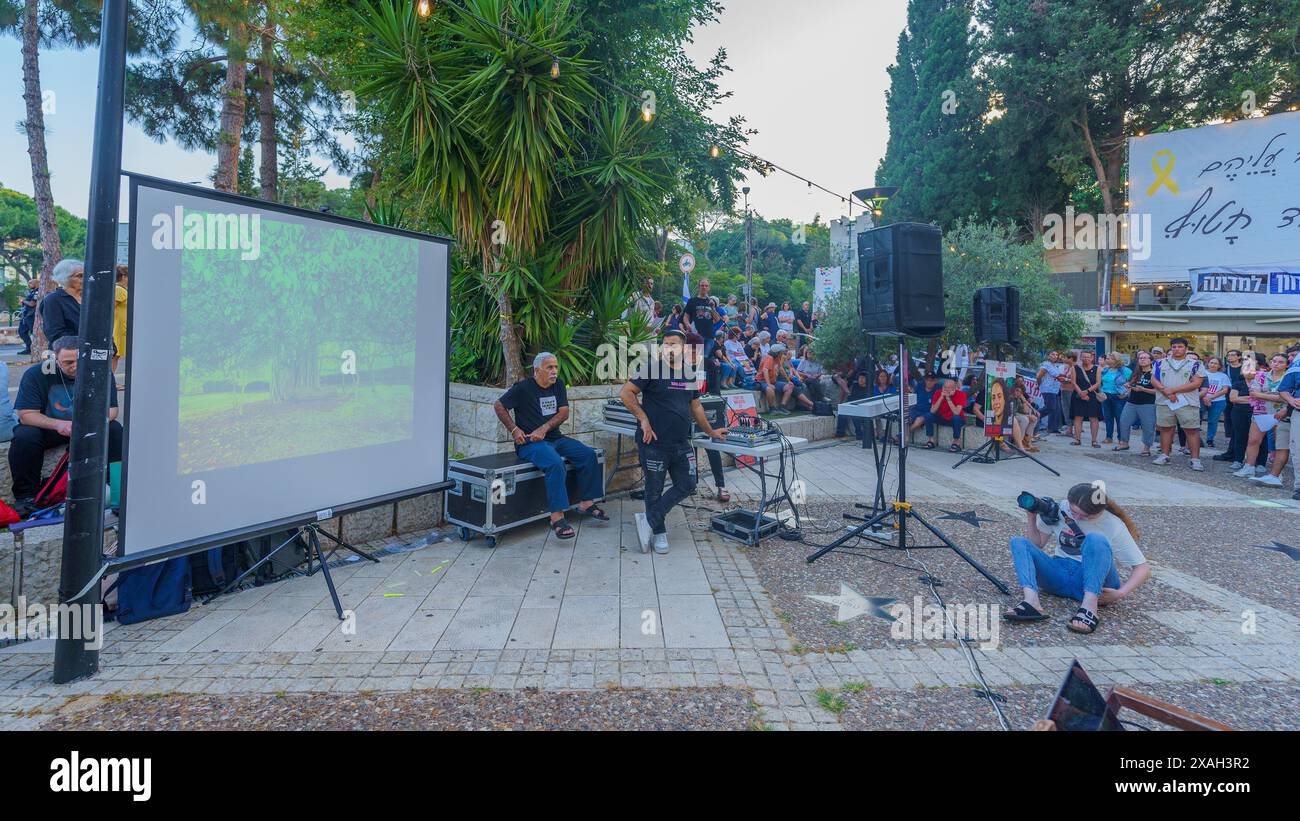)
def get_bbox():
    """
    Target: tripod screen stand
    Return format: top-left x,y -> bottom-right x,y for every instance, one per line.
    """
806,339 -> 1010,595
953,434 -> 1060,476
